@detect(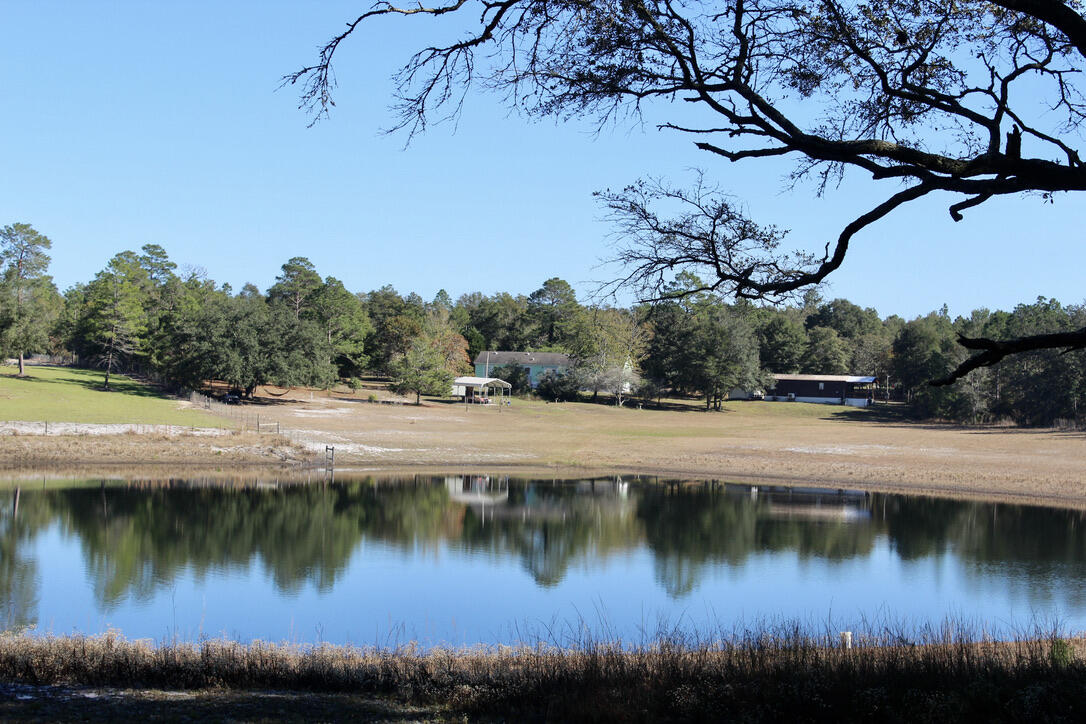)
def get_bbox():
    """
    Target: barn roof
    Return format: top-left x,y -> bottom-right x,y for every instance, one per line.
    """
772,374 -> 877,383
473,351 -> 571,367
